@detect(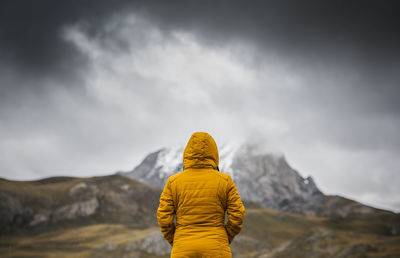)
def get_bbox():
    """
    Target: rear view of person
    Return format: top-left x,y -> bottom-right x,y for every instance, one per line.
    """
157,132 -> 245,257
